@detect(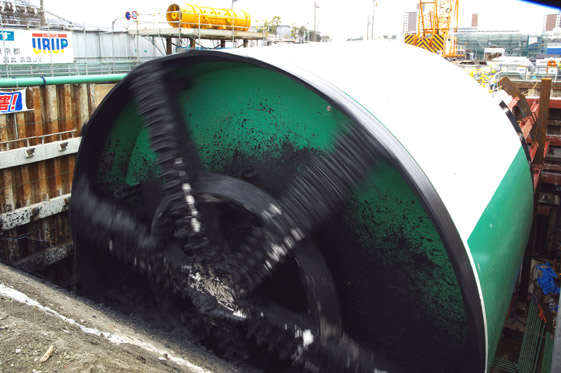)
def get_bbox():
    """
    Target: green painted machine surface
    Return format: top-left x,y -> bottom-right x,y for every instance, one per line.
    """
70,42 -> 534,372
468,146 -> 534,364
